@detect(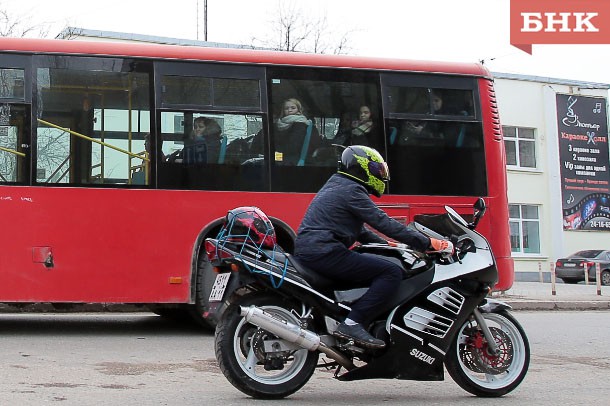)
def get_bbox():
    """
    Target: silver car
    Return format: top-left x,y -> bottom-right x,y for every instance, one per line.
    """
555,250 -> 610,285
